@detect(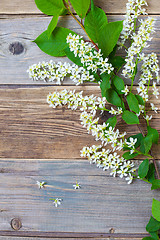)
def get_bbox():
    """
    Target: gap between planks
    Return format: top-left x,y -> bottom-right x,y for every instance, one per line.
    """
0,231 -> 151,239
